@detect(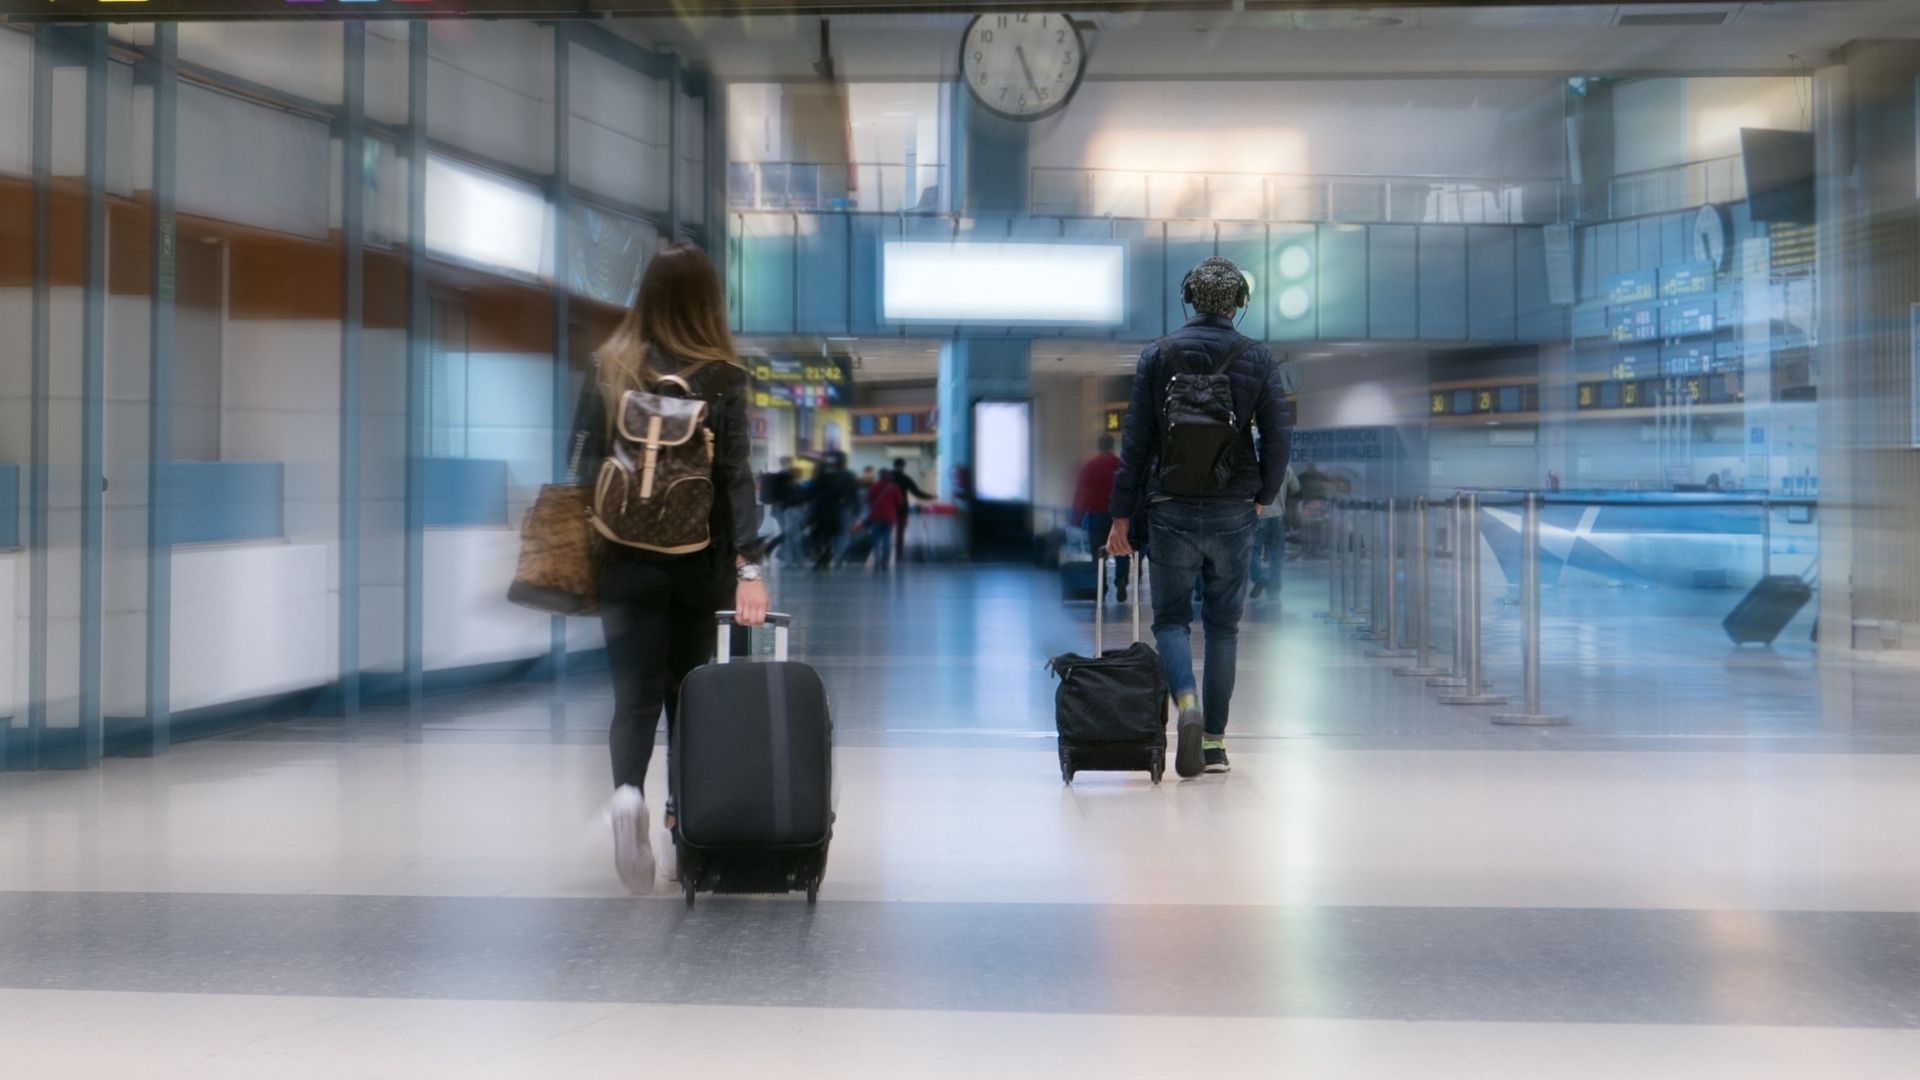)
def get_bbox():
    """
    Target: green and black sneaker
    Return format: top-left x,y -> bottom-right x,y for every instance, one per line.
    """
1202,741 -> 1230,774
